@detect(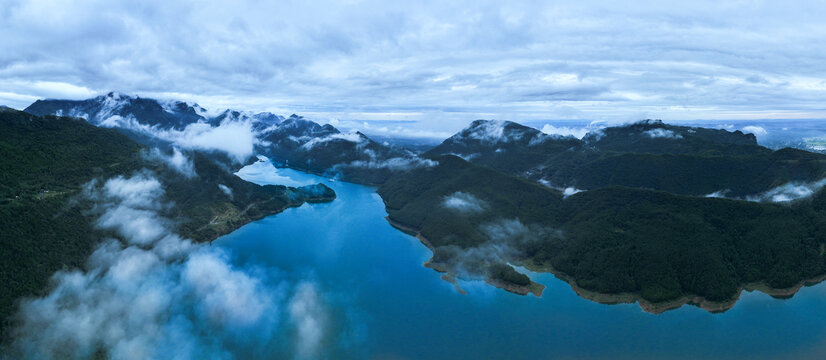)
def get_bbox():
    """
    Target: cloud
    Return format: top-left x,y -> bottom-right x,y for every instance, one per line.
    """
643,128 -> 683,139
742,125 -> 768,137
464,120 -> 508,143
341,120 -> 454,140
540,124 -> 589,139
746,179 -> 826,203
168,121 -> 258,162
705,178 -> 826,203
442,191 -> 486,213
300,131 -> 365,151
537,179 -> 585,198
562,187 -> 584,197
338,156 -> 438,171
100,114 -> 258,162
6,173 -> 347,359
217,184 -> 233,199
432,218 -> 559,280
143,147 -> 197,178
4,1 -> 826,128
